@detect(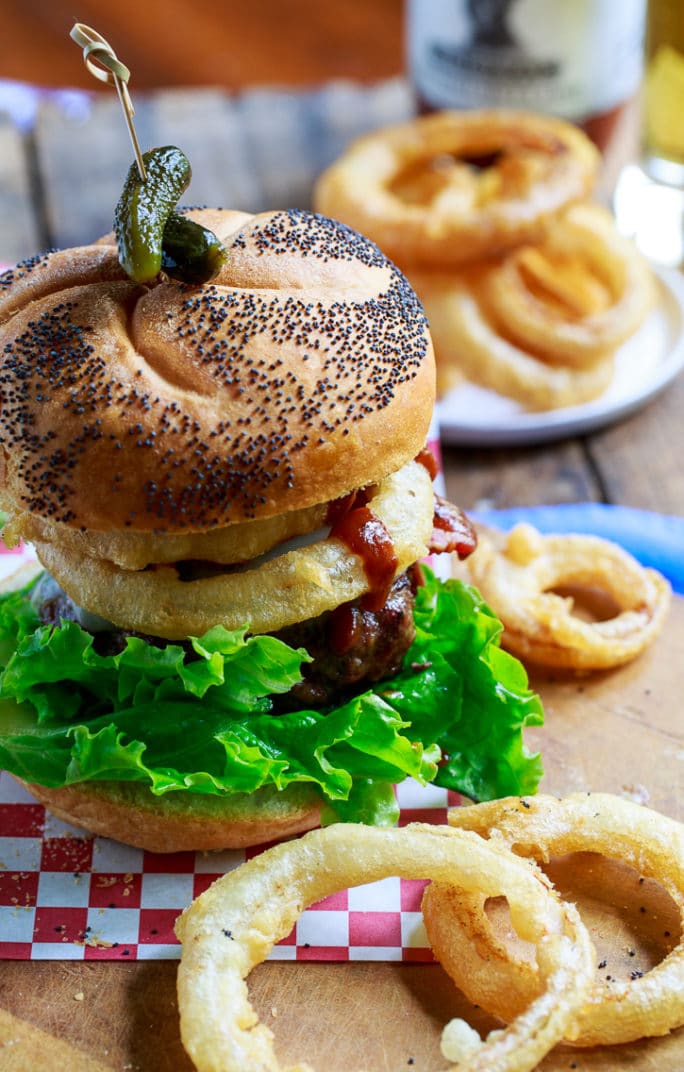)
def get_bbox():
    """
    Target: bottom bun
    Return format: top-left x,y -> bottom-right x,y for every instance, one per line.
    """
18,778 -> 322,853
